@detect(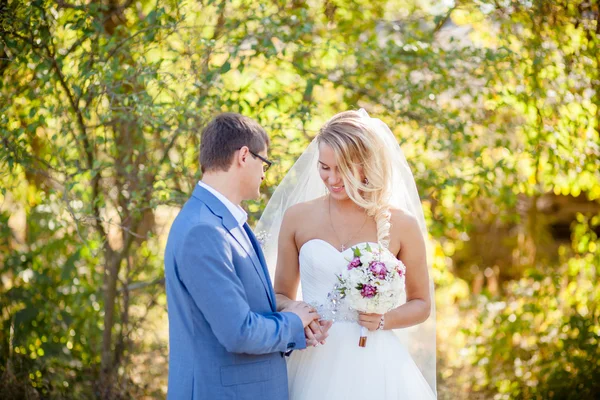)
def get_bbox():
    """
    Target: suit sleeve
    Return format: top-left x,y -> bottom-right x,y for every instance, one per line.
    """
177,223 -> 306,354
